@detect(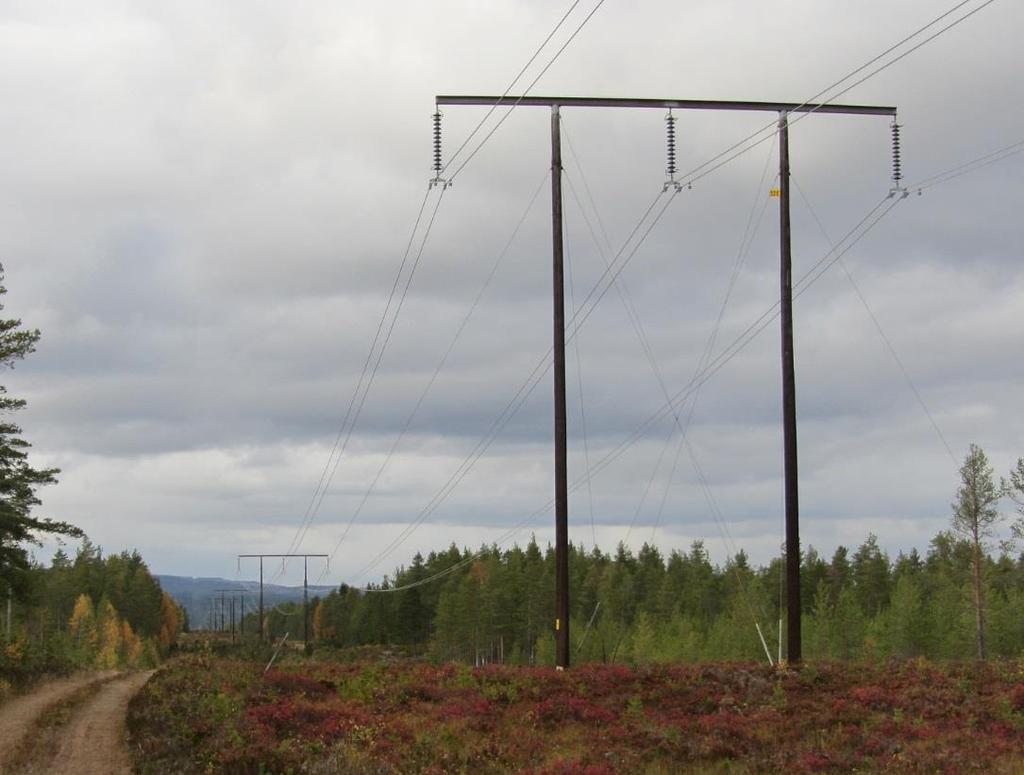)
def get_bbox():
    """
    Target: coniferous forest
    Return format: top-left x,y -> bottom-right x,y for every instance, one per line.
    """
258,527 -> 1021,665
